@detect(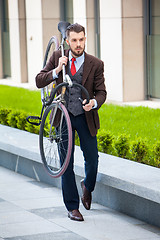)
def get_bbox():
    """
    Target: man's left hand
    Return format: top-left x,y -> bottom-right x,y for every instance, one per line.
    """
83,99 -> 95,111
